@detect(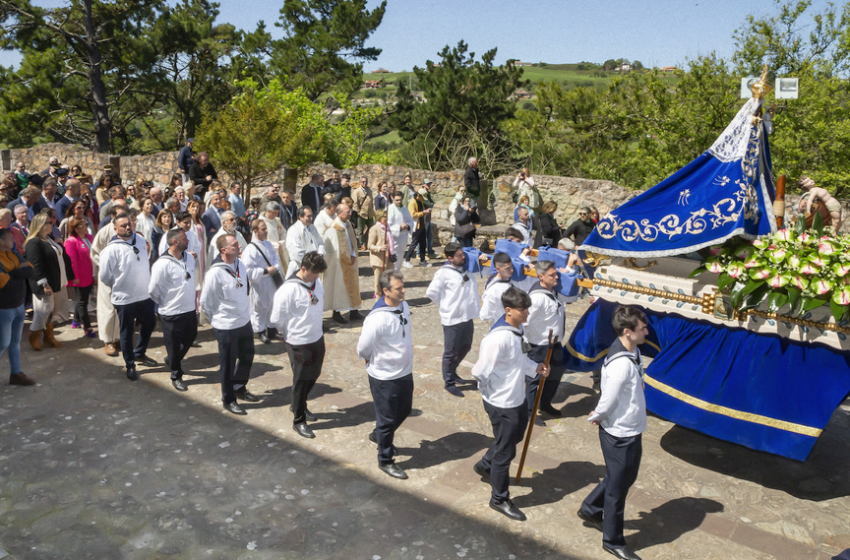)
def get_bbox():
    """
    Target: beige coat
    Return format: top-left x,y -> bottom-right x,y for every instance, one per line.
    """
367,222 -> 392,268
351,186 -> 375,221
